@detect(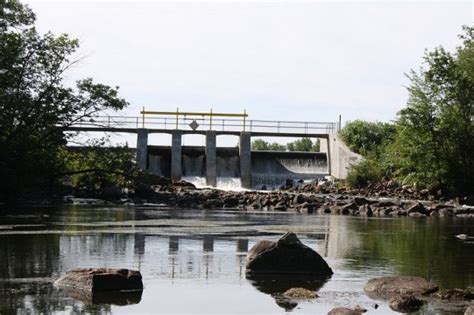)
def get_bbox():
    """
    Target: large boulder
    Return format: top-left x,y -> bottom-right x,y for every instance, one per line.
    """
364,276 -> 438,298
246,232 -> 333,276
55,268 -> 143,292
